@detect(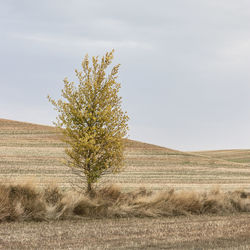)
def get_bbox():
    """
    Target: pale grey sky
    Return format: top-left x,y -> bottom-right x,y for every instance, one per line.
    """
1,0 -> 250,150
